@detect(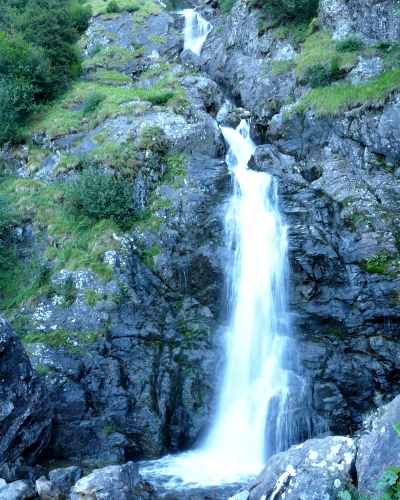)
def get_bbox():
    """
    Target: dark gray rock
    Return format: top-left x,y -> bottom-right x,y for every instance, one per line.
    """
0,317 -> 52,481
232,436 -> 356,500
356,395 -> 400,496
